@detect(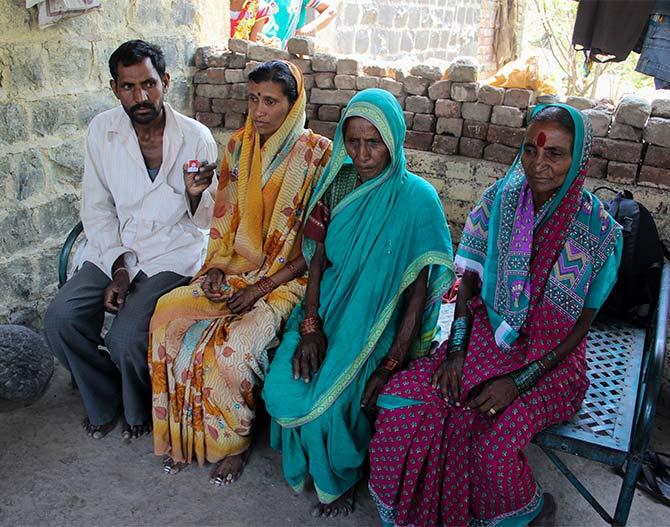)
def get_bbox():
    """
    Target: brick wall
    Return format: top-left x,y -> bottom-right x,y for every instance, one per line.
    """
0,0 -> 227,328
